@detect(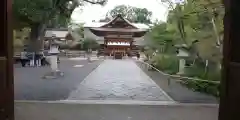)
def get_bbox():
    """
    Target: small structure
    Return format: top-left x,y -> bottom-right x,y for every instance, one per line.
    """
42,34 -> 64,79
175,44 -> 190,74
48,34 -> 60,72
84,14 -> 149,59
44,28 -> 74,48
